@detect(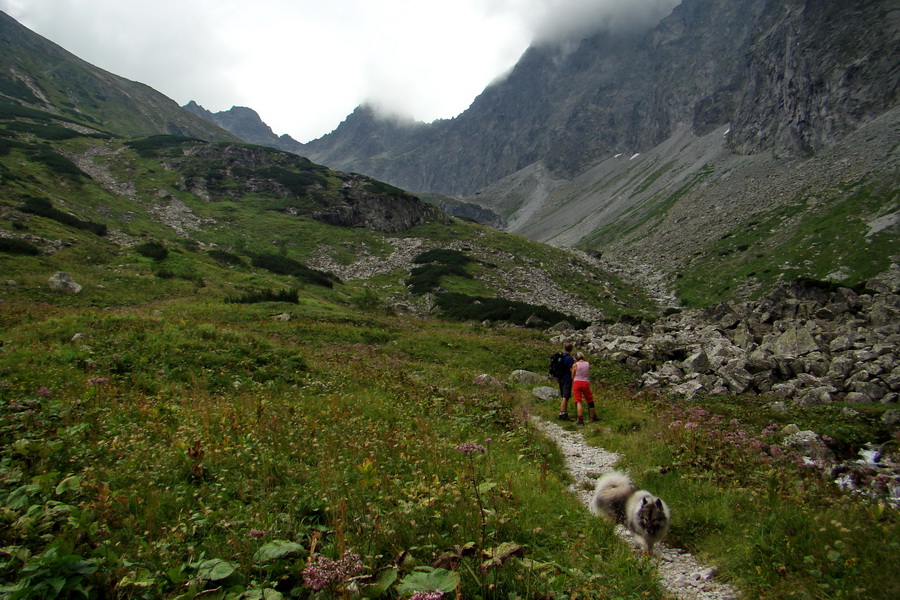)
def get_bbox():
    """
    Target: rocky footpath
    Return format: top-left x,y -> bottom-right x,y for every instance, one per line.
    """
529,418 -> 740,600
